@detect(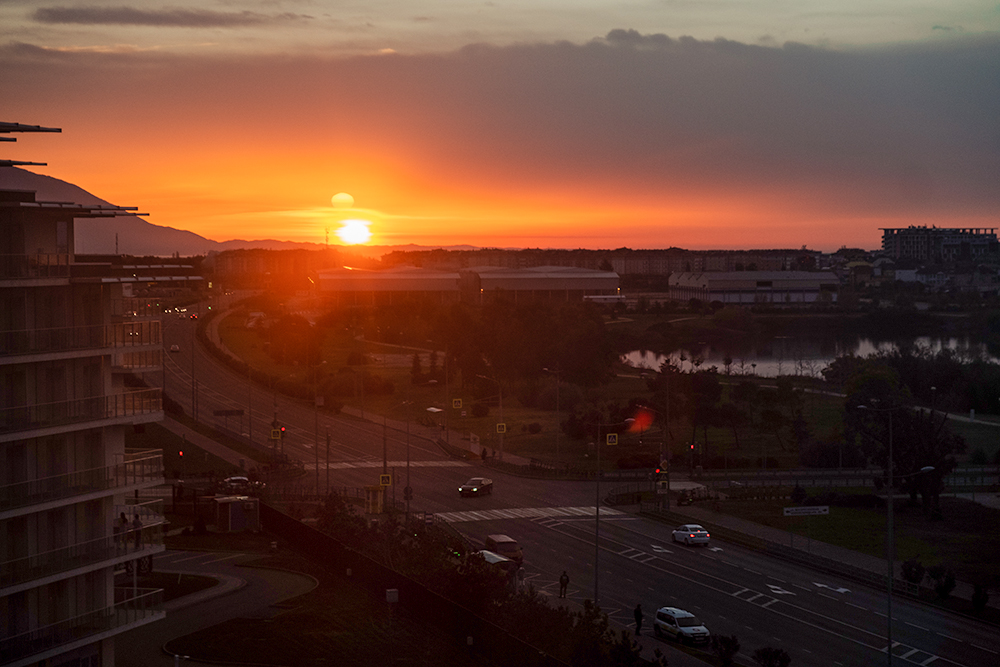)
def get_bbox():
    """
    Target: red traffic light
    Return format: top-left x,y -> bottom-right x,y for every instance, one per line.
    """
179,450 -> 184,457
